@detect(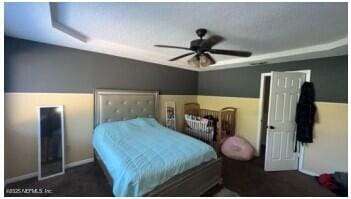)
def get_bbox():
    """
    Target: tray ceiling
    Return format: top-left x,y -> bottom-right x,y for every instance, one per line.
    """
4,2 -> 347,71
